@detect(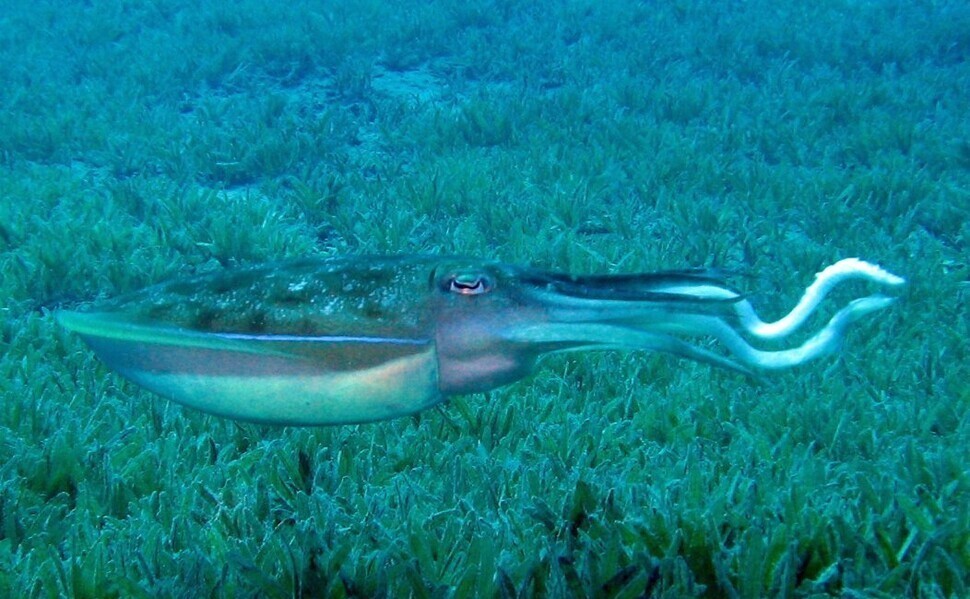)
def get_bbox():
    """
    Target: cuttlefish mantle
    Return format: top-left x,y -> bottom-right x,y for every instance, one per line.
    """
57,256 -> 904,425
